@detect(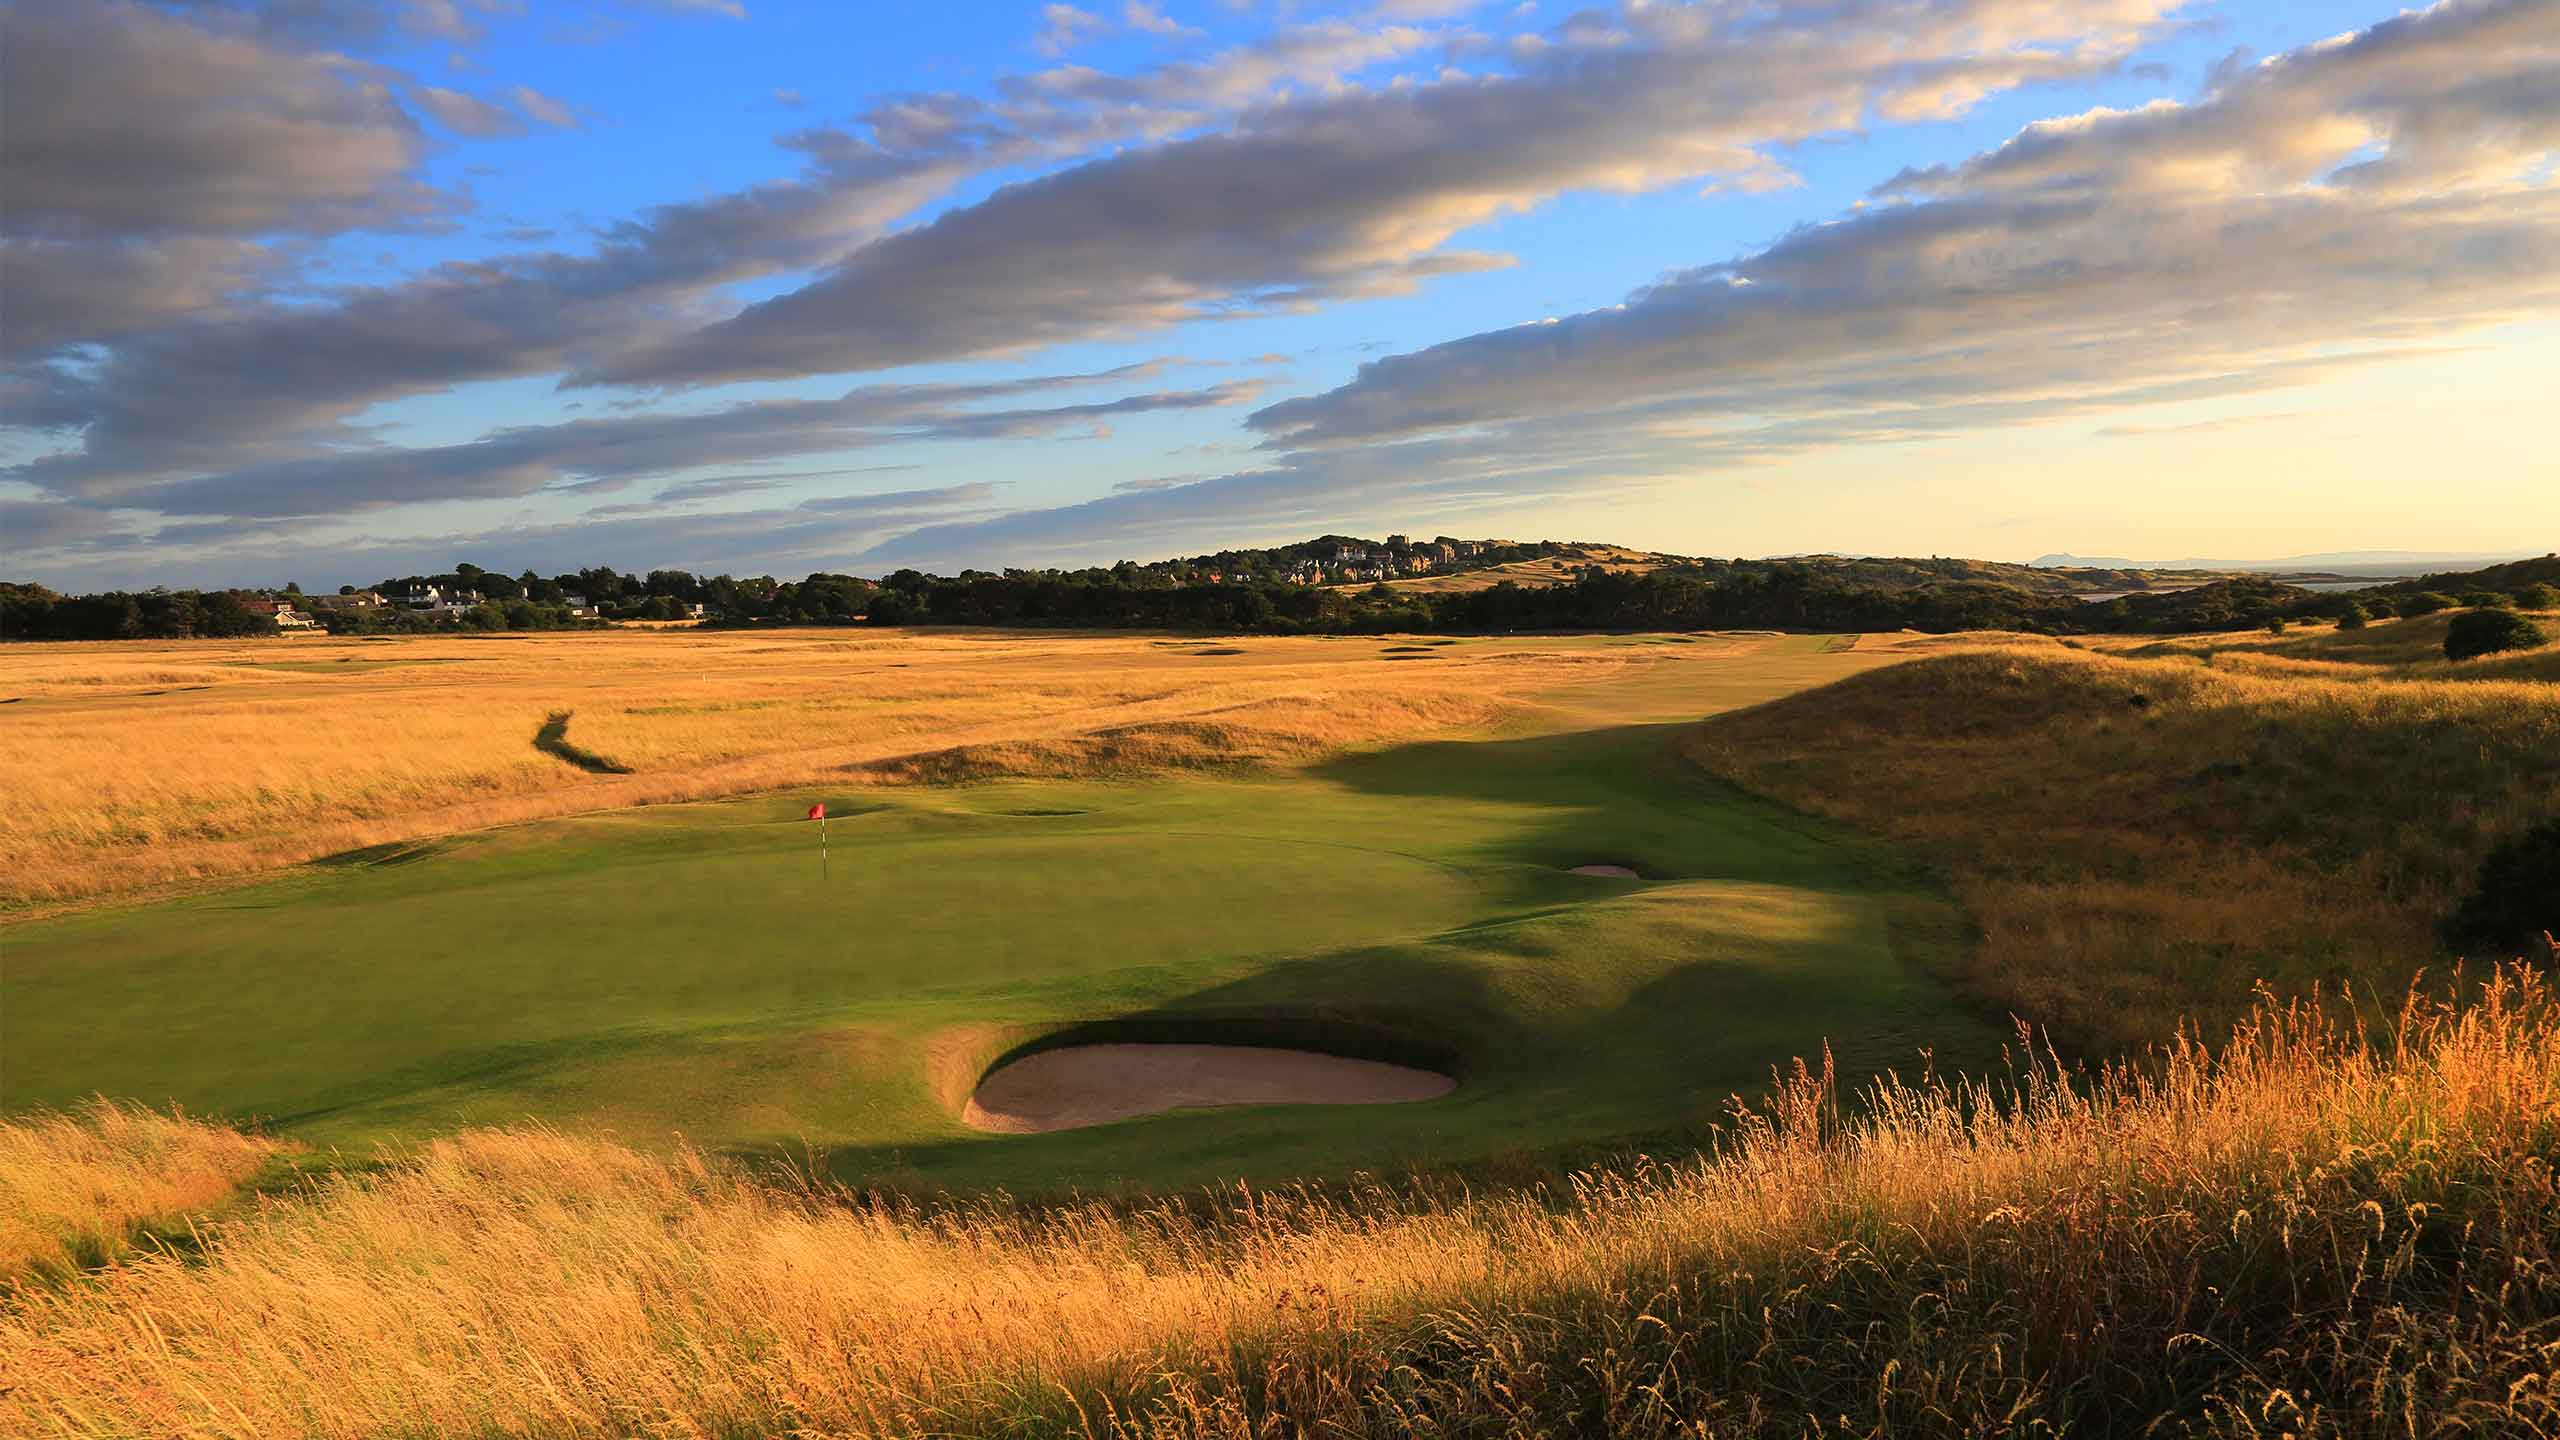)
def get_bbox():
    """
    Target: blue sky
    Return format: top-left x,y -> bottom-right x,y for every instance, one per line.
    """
3,0 -> 2554,588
